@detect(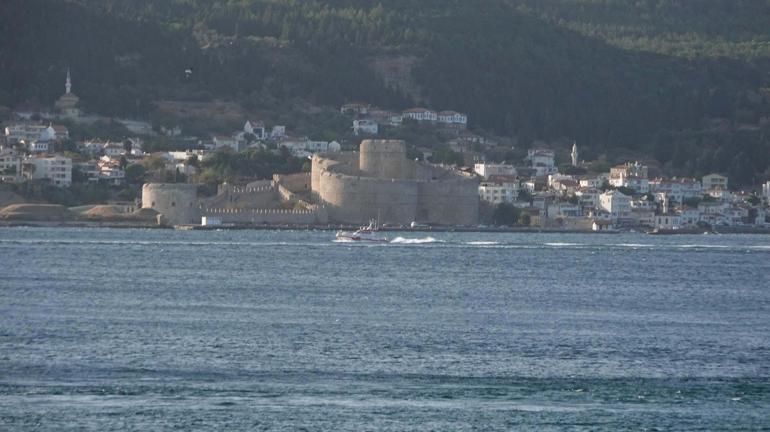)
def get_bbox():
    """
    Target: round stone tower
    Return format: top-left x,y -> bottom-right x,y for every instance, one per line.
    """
359,139 -> 409,179
142,183 -> 199,225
